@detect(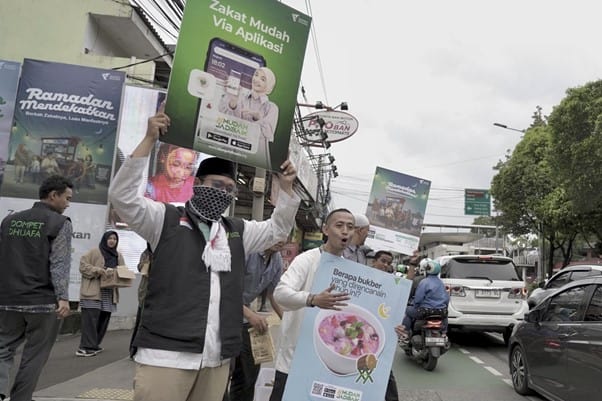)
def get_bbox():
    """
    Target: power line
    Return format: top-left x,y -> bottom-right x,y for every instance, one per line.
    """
304,0 -> 329,104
